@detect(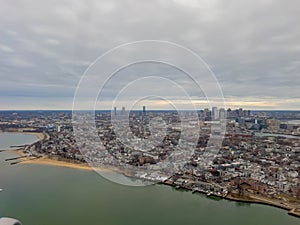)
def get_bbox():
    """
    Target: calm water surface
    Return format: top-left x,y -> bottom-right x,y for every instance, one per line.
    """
0,133 -> 299,225
0,132 -> 38,149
